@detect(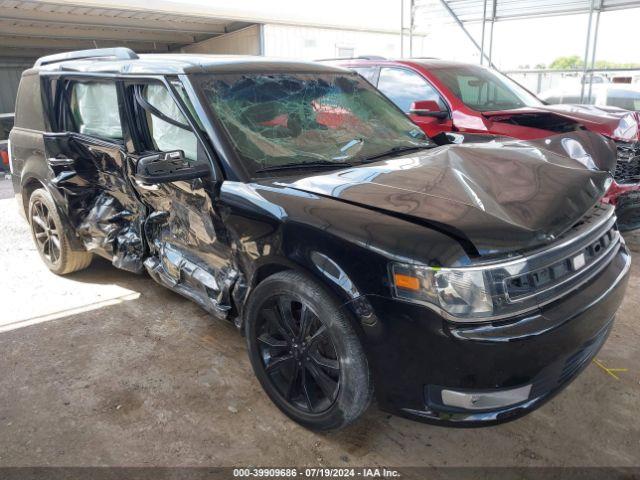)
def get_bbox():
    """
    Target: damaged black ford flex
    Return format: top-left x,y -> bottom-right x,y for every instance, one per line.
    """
9,48 -> 631,431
